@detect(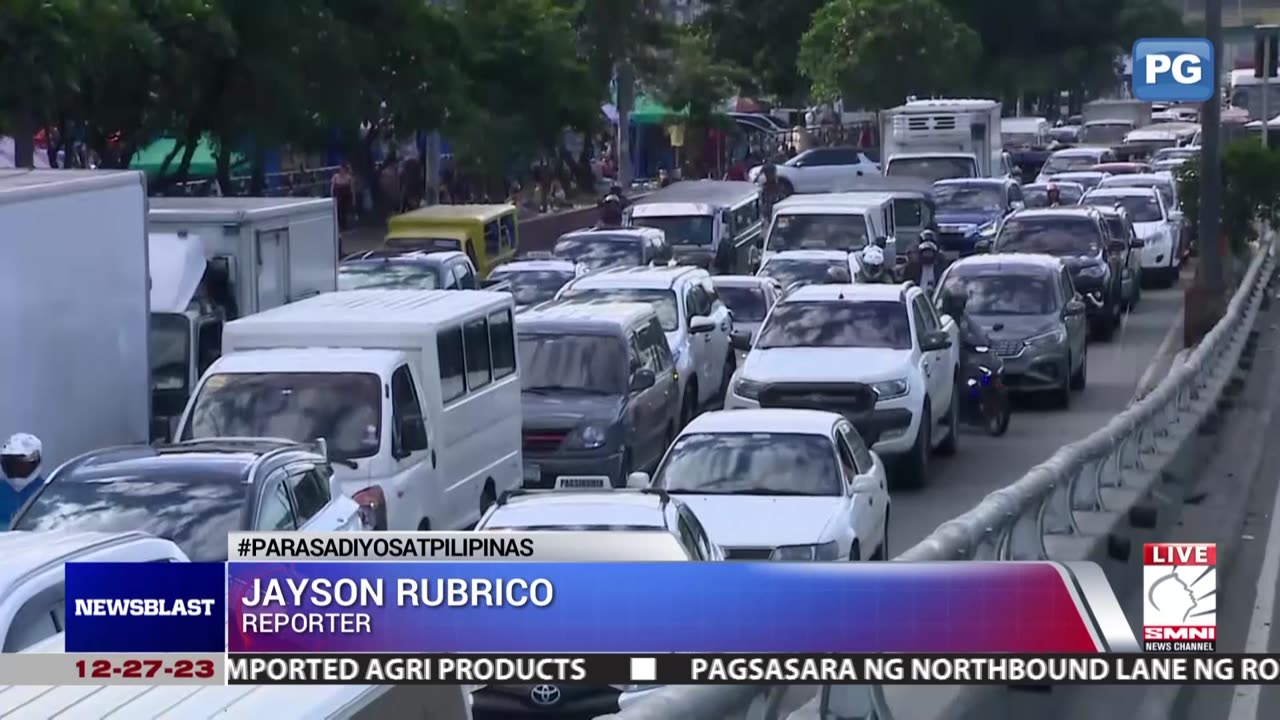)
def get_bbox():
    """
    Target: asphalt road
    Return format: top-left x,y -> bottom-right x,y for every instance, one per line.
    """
889,277 -> 1189,557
